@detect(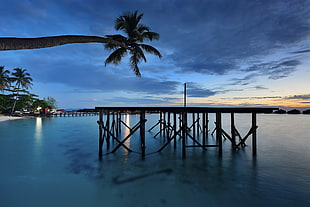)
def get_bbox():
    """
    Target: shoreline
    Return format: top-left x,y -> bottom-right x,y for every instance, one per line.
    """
0,114 -> 27,122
